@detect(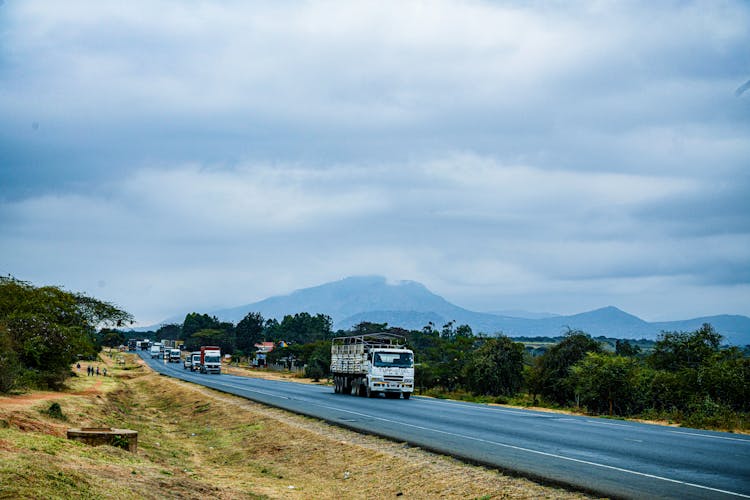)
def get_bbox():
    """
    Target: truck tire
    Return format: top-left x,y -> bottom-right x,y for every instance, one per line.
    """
403,392 -> 411,400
